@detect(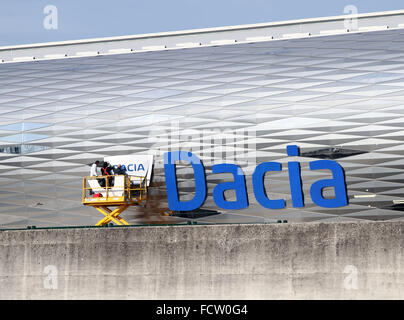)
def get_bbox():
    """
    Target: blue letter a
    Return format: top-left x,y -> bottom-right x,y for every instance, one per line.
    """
212,164 -> 248,210
309,160 -> 348,208
164,151 -> 206,211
